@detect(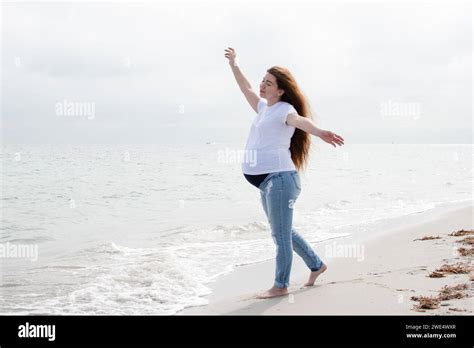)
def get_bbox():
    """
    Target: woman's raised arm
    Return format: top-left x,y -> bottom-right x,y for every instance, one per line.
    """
224,47 -> 260,113
286,113 -> 345,147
